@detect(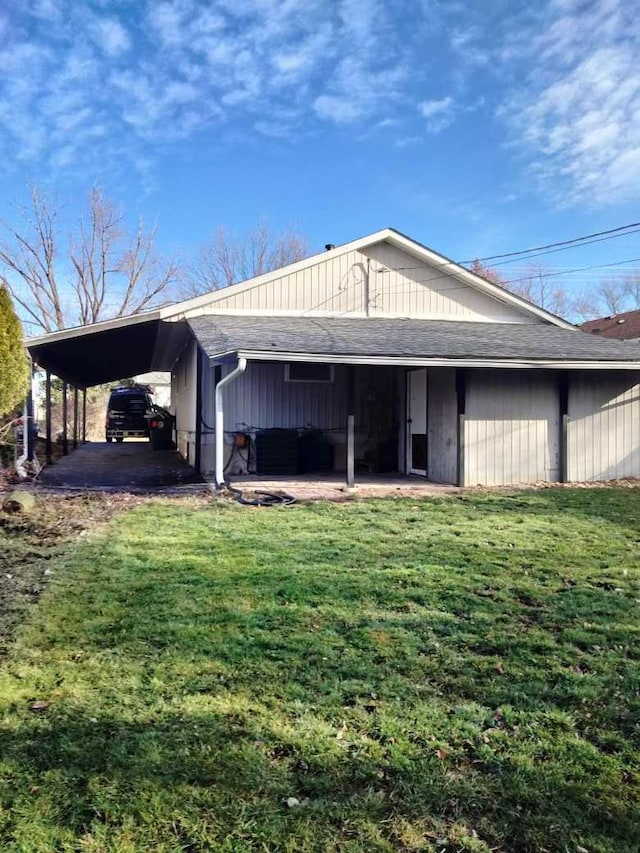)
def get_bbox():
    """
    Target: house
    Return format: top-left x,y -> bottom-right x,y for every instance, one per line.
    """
581,309 -> 640,342
26,228 -> 640,487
